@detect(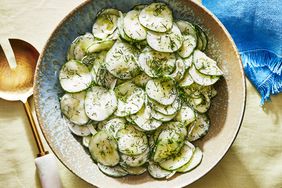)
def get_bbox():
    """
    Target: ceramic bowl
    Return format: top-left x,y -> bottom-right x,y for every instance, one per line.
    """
34,0 -> 246,187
